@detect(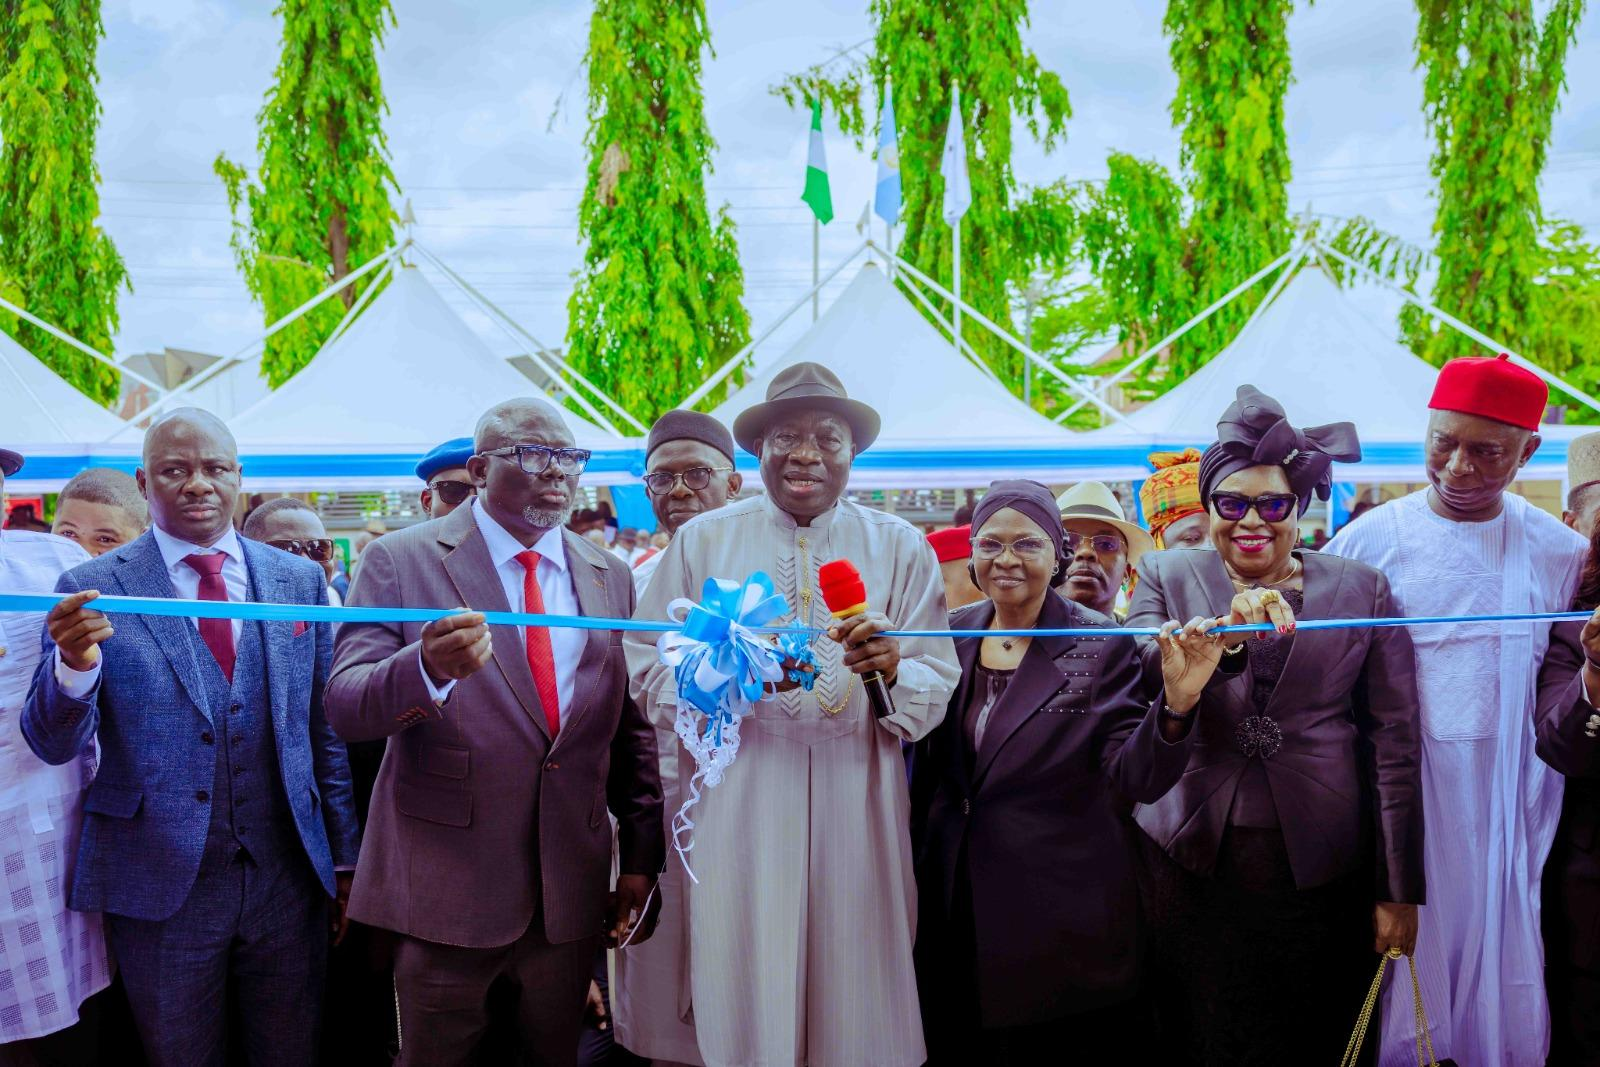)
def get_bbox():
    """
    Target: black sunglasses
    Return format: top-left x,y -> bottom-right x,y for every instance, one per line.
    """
1209,491 -> 1299,524
428,479 -> 475,506
643,466 -> 735,495
267,538 -> 336,563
